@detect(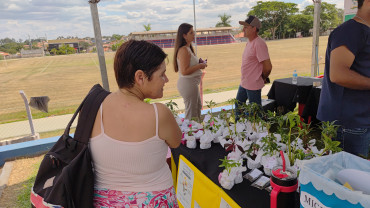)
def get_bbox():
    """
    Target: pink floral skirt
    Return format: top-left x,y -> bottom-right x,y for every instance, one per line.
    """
93,186 -> 179,208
